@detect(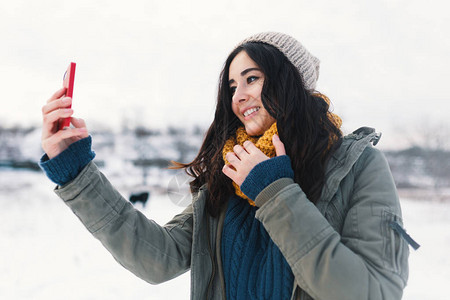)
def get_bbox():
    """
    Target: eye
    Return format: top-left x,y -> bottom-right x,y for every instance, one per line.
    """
229,86 -> 237,95
247,76 -> 259,84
